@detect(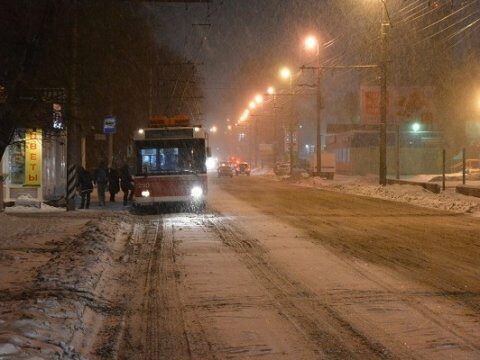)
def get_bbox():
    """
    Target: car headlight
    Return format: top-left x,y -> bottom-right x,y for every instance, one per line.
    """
141,190 -> 150,197
190,186 -> 203,198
